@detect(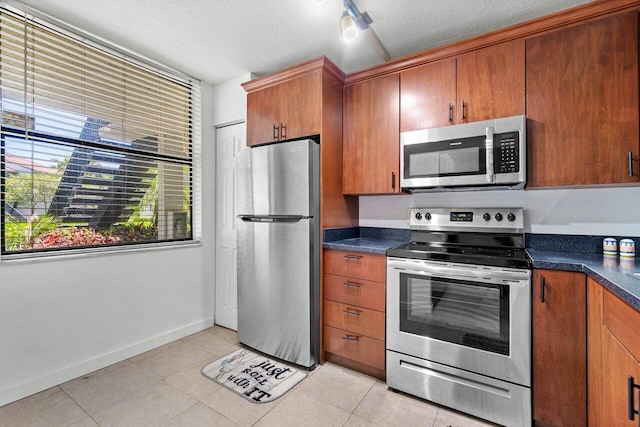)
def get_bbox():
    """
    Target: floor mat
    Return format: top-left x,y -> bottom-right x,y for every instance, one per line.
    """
201,348 -> 307,403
